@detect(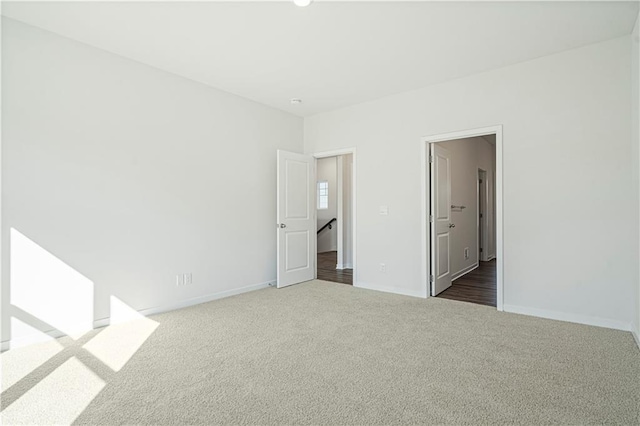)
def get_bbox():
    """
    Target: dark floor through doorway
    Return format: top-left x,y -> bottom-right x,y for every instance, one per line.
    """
317,251 -> 352,285
437,260 -> 496,307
